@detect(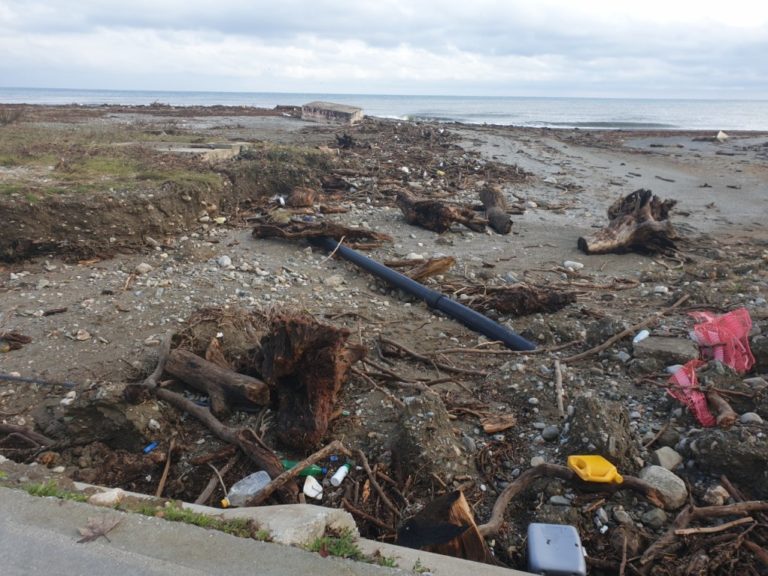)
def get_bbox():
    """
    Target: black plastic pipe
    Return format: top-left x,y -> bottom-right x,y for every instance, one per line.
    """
313,237 -> 536,351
